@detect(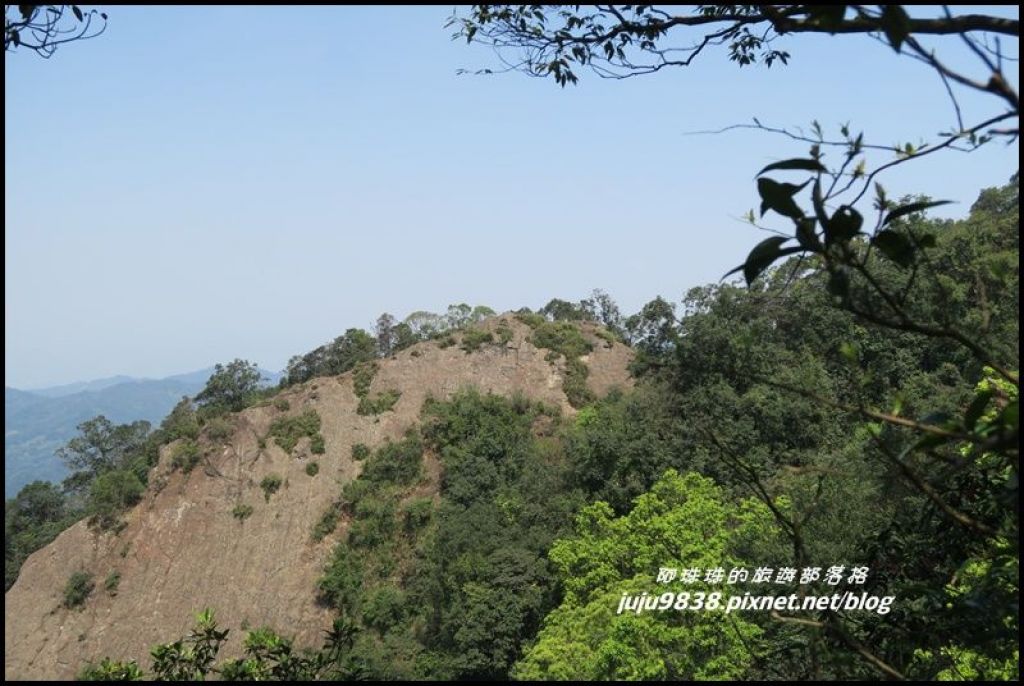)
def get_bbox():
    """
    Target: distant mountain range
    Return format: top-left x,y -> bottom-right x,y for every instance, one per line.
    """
4,368 -> 281,497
